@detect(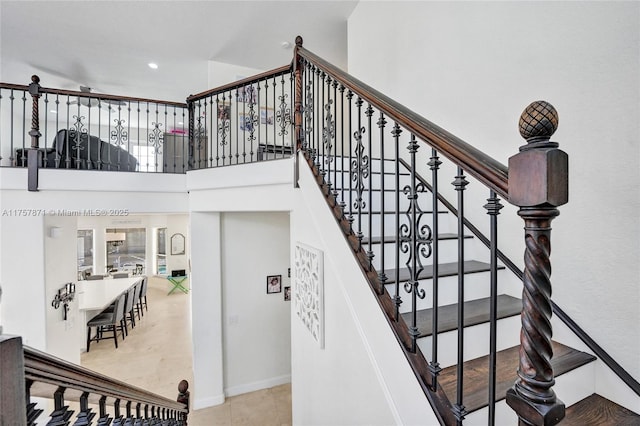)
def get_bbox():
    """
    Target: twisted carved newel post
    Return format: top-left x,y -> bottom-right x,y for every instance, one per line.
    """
28,75 -> 42,191
293,35 -> 305,188
505,101 -> 568,426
